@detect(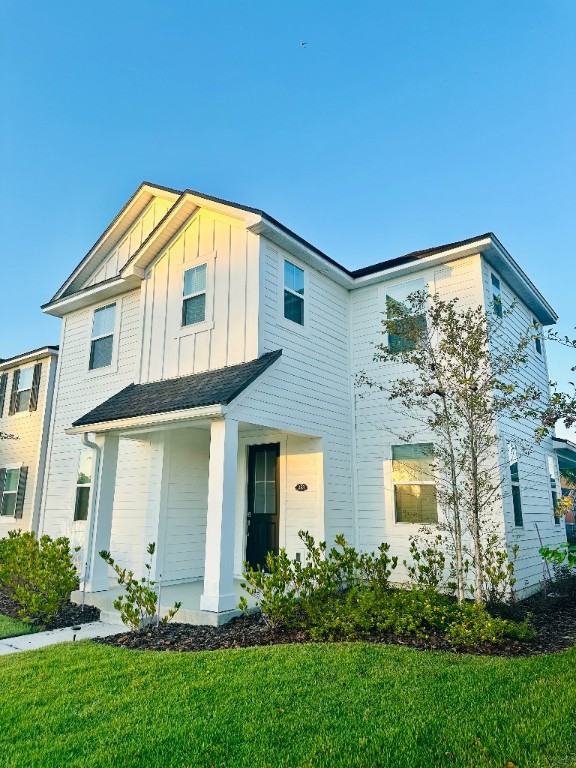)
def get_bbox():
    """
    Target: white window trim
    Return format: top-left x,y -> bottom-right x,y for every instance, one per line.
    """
86,297 -> 122,378
547,454 -> 561,525
277,253 -> 309,337
177,251 -> 217,338
0,464 -> 23,519
383,443 -> 439,528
